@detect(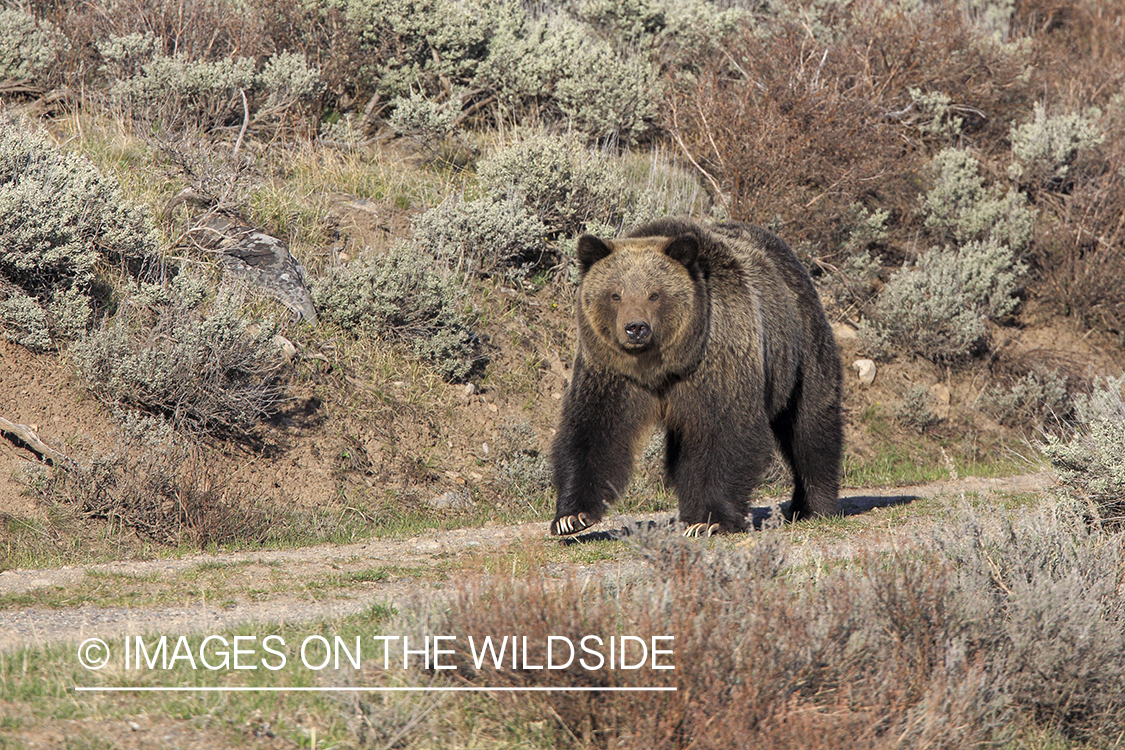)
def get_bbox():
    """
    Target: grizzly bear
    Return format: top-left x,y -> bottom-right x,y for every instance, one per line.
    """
550,219 -> 842,536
